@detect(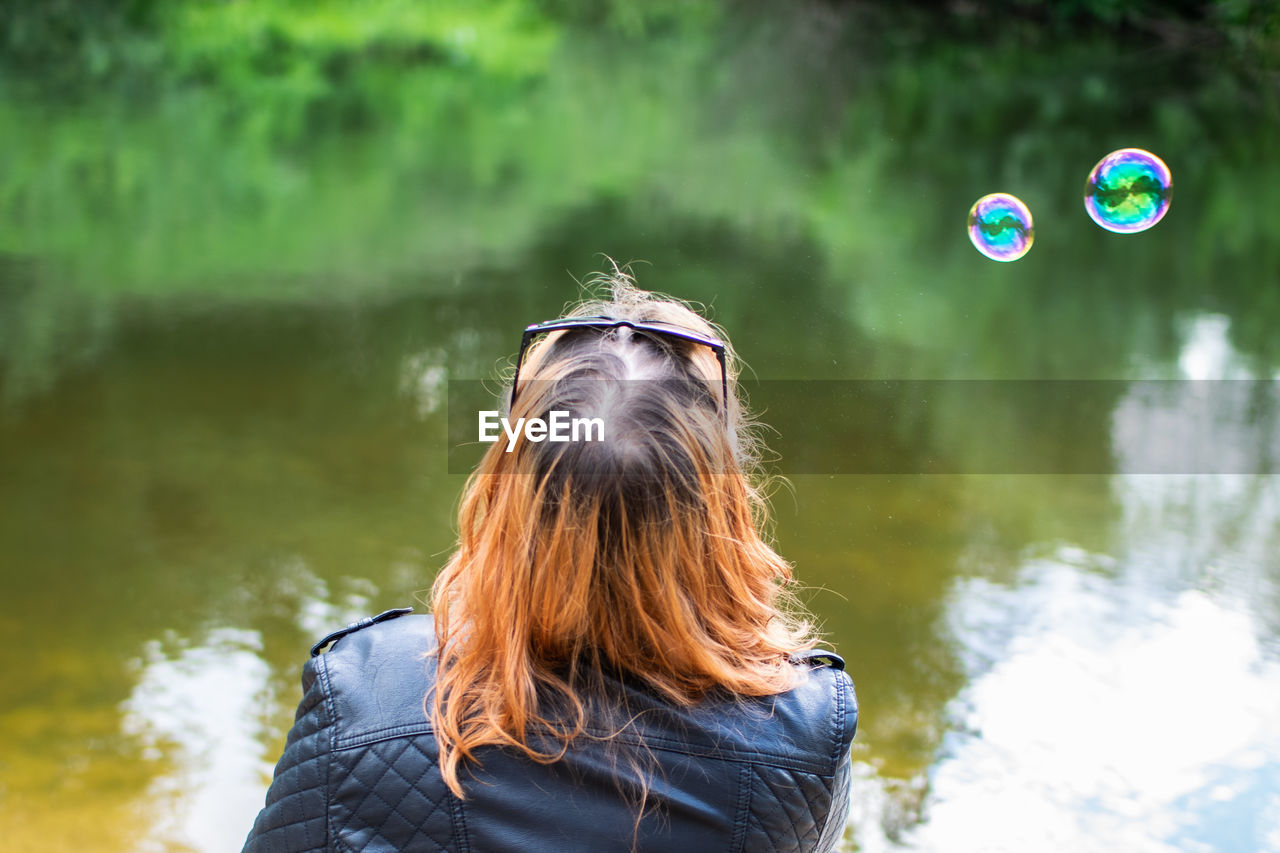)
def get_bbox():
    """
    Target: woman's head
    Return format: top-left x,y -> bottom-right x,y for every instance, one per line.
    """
430,268 -> 816,796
